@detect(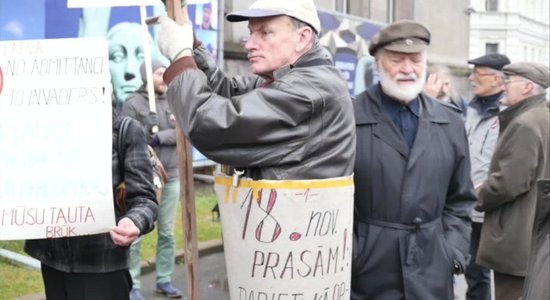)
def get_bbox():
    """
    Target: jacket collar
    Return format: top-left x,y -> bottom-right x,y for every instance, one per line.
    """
380,88 -> 420,120
354,84 -> 451,167
469,91 -> 503,118
498,93 -> 547,132
355,84 -> 450,125
272,44 -> 331,80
